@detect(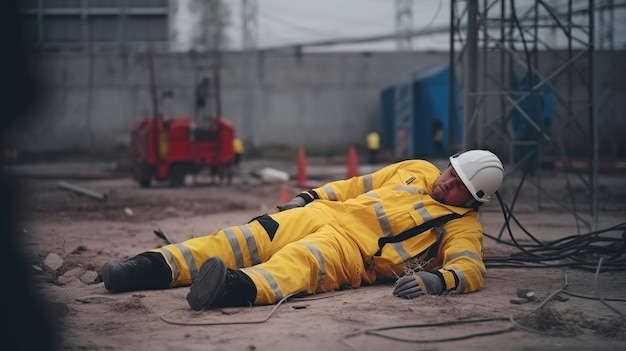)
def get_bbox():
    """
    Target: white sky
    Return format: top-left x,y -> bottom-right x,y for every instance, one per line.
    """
172,0 -> 450,51
228,0 -> 449,51
172,0 -> 626,52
